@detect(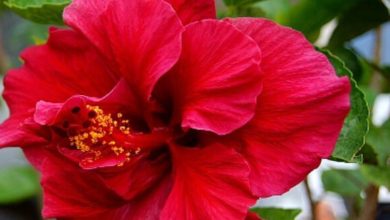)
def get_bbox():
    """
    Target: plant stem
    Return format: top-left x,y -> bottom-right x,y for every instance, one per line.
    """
358,25 -> 383,220
358,184 -> 379,220
303,178 -> 317,220
0,27 -> 10,74
369,27 -> 383,92
374,27 -> 382,65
